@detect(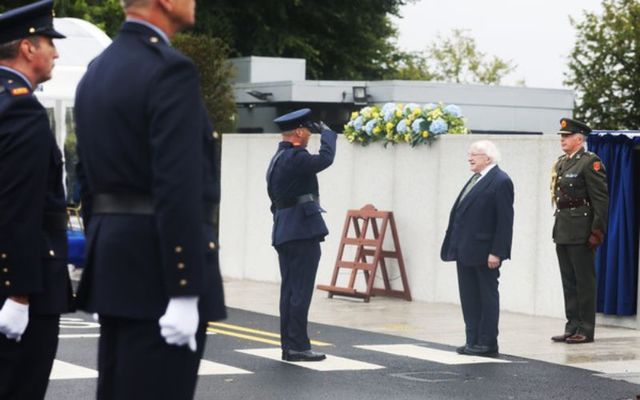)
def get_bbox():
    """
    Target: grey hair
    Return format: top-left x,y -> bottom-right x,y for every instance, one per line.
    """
470,140 -> 501,163
0,37 -> 40,61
